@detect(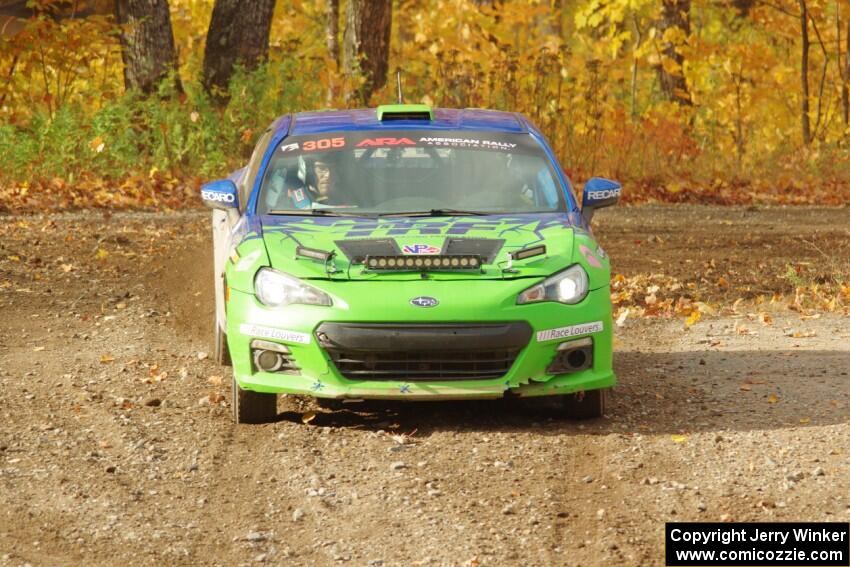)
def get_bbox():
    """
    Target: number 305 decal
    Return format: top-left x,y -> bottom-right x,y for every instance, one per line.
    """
303,137 -> 345,151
